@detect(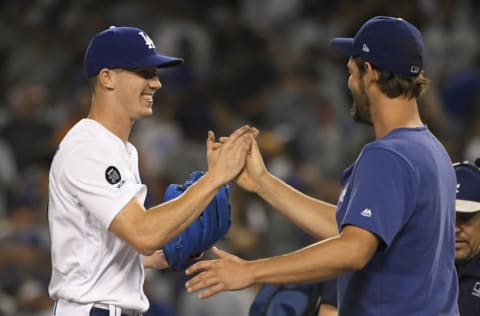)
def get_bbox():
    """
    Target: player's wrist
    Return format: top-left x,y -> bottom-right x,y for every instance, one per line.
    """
256,172 -> 274,197
247,259 -> 264,286
201,171 -> 228,190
